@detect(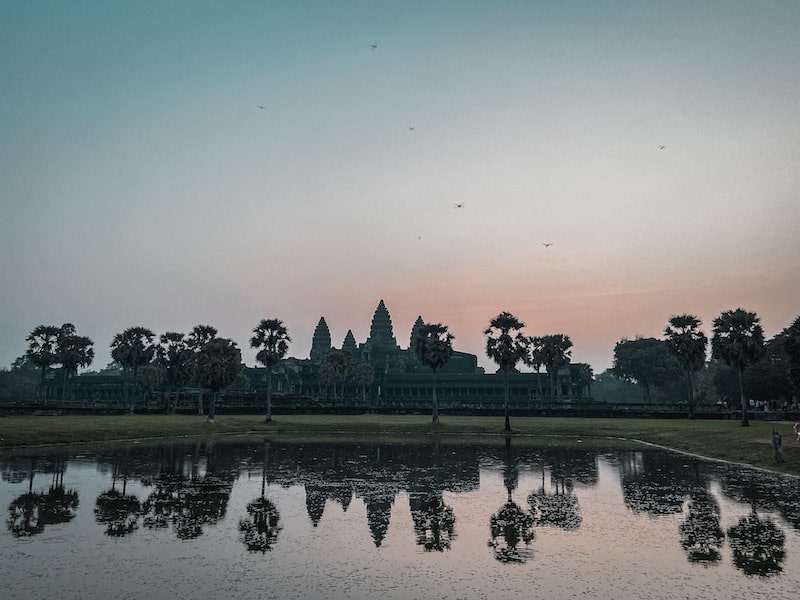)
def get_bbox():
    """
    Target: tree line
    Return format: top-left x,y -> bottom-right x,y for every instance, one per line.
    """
7,308 -> 800,429
612,310 -> 800,426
